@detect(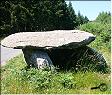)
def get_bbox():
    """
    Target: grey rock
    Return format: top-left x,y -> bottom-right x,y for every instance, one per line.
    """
1,30 -> 95,49
22,48 -> 54,69
48,46 -> 108,73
